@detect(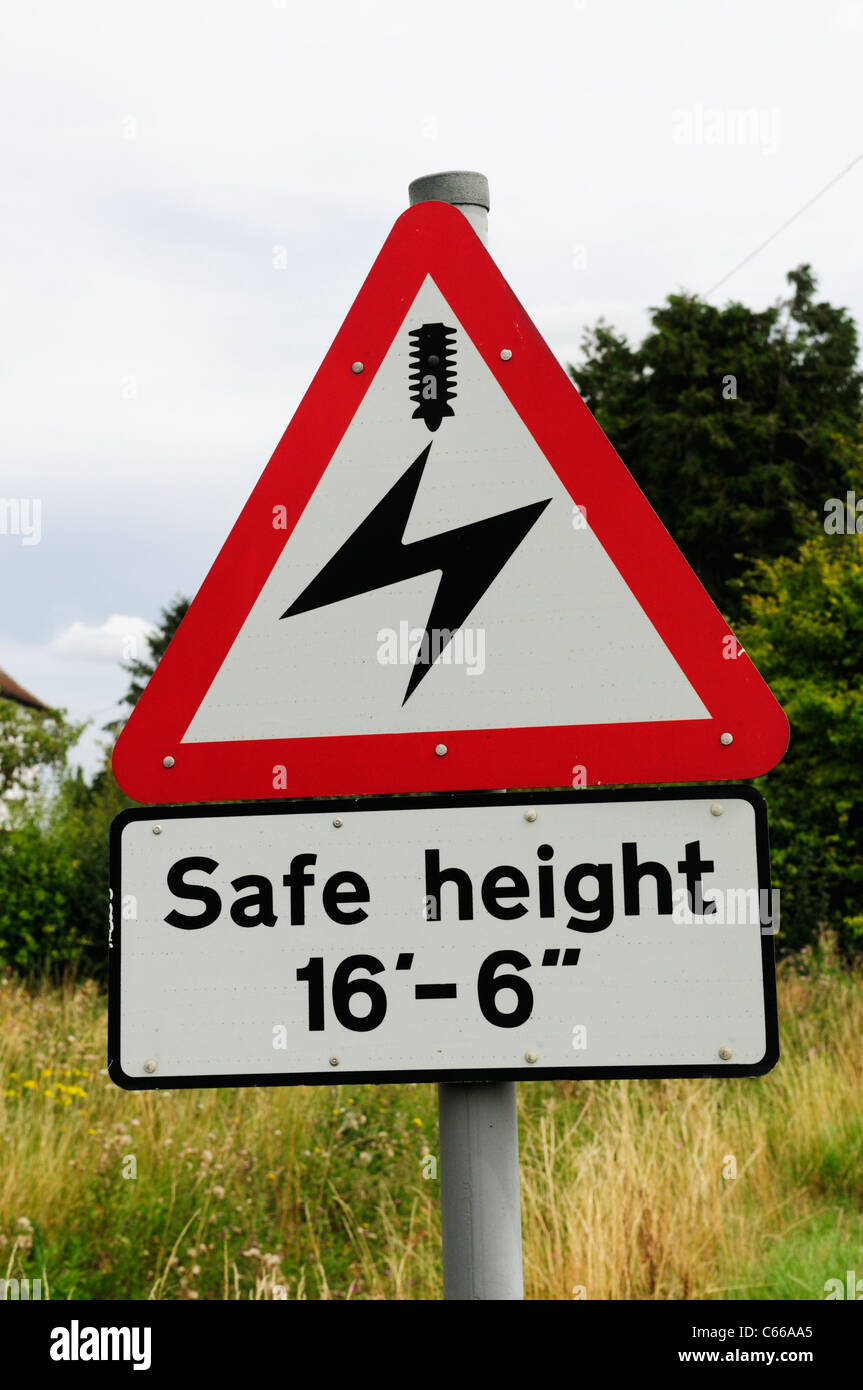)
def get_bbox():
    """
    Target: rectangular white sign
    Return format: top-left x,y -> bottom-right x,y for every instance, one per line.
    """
109,788 -> 777,1088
